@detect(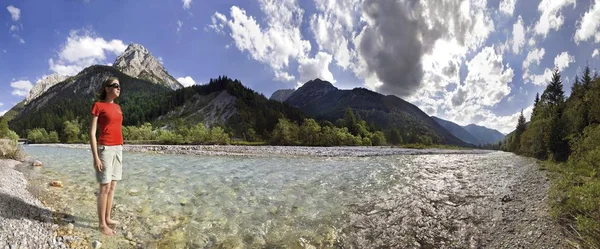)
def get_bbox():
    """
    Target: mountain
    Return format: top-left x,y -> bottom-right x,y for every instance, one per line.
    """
283,80 -> 469,146
285,79 -> 337,108
431,116 -> 479,146
463,124 -> 505,145
9,65 -> 173,136
7,43 -> 306,142
25,74 -> 70,104
269,89 -> 295,102
113,43 -> 183,90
